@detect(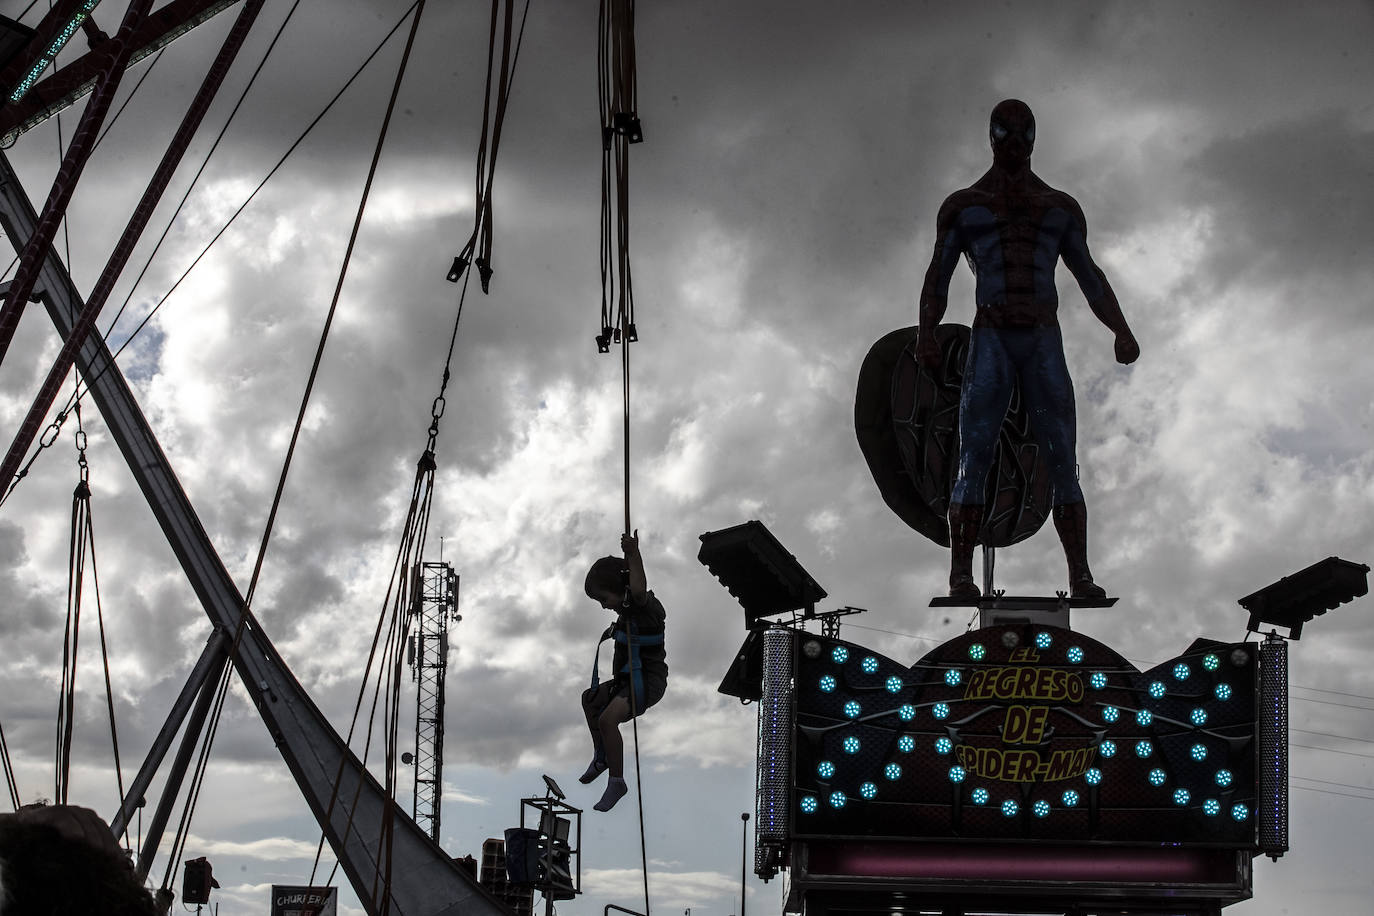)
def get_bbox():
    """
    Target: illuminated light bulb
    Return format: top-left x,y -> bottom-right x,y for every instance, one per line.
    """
1062,790 -> 1080,806
1102,705 -> 1120,723
1203,798 -> 1220,816
817,761 -> 835,779
899,704 -> 915,720
1148,768 -> 1166,786
969,643 -> 986,661
1215,683 -> 1232,701
844,700 -> 862,719
1035,631 -> 1052,650
1148,681 -> 1166,699
800,796 -> 818,813
1191,708 -> 1208,726
1090,672 -> 1107,689
1033,800 -> 1051,818
933,702 -> 950,720
1173,663 -> 1191,681
819,675 -> 836,693
949,766 -> 967,783
971,787 -> 989,804
1135,740 -> 1153,758
1067,646 -> 1084,663
1215,769 -> 1233,788
886,676 -> 903,693
1085,768 -> 1103,786
1136,709 -> 1153,726
1231,803 -> 1249,821
1174,788 -> 1191,805
843,736 -> 861,754
1203,654 -> 1220,671
1001,799 -> 1019,817
1190,743 -> 1208,761
1099,740 -> 1117,758
862,656 -> 879,673
832,646 -> 849,663
934,737 -> 953,755
898,735 -> 915,753
944,669 -> 962,686
830,791 -> 847,808
884,762 -> 902,780
860,782 -> 877,799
